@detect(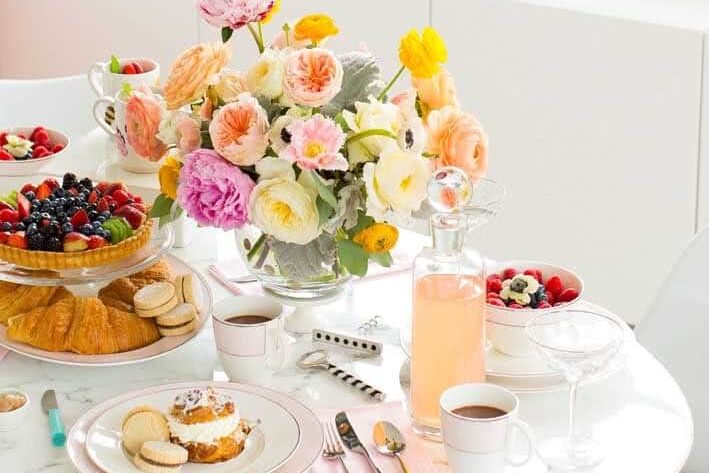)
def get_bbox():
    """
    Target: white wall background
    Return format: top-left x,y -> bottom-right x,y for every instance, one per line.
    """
2,0 -> 709,324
